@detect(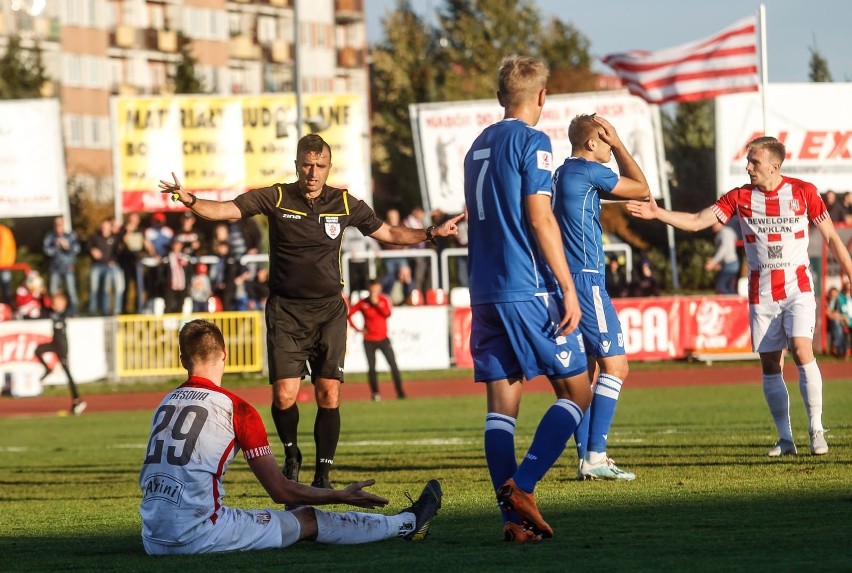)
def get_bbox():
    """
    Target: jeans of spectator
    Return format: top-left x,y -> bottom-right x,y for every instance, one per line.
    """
0,270 -> 11,305
456,256 -> 469,288
122,262 -> 145,314
89,263 -> 124,315
49,270 -> 80,315
715,262 -> 739,295
828,318 -> 847,356
380,258 -> 406,294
